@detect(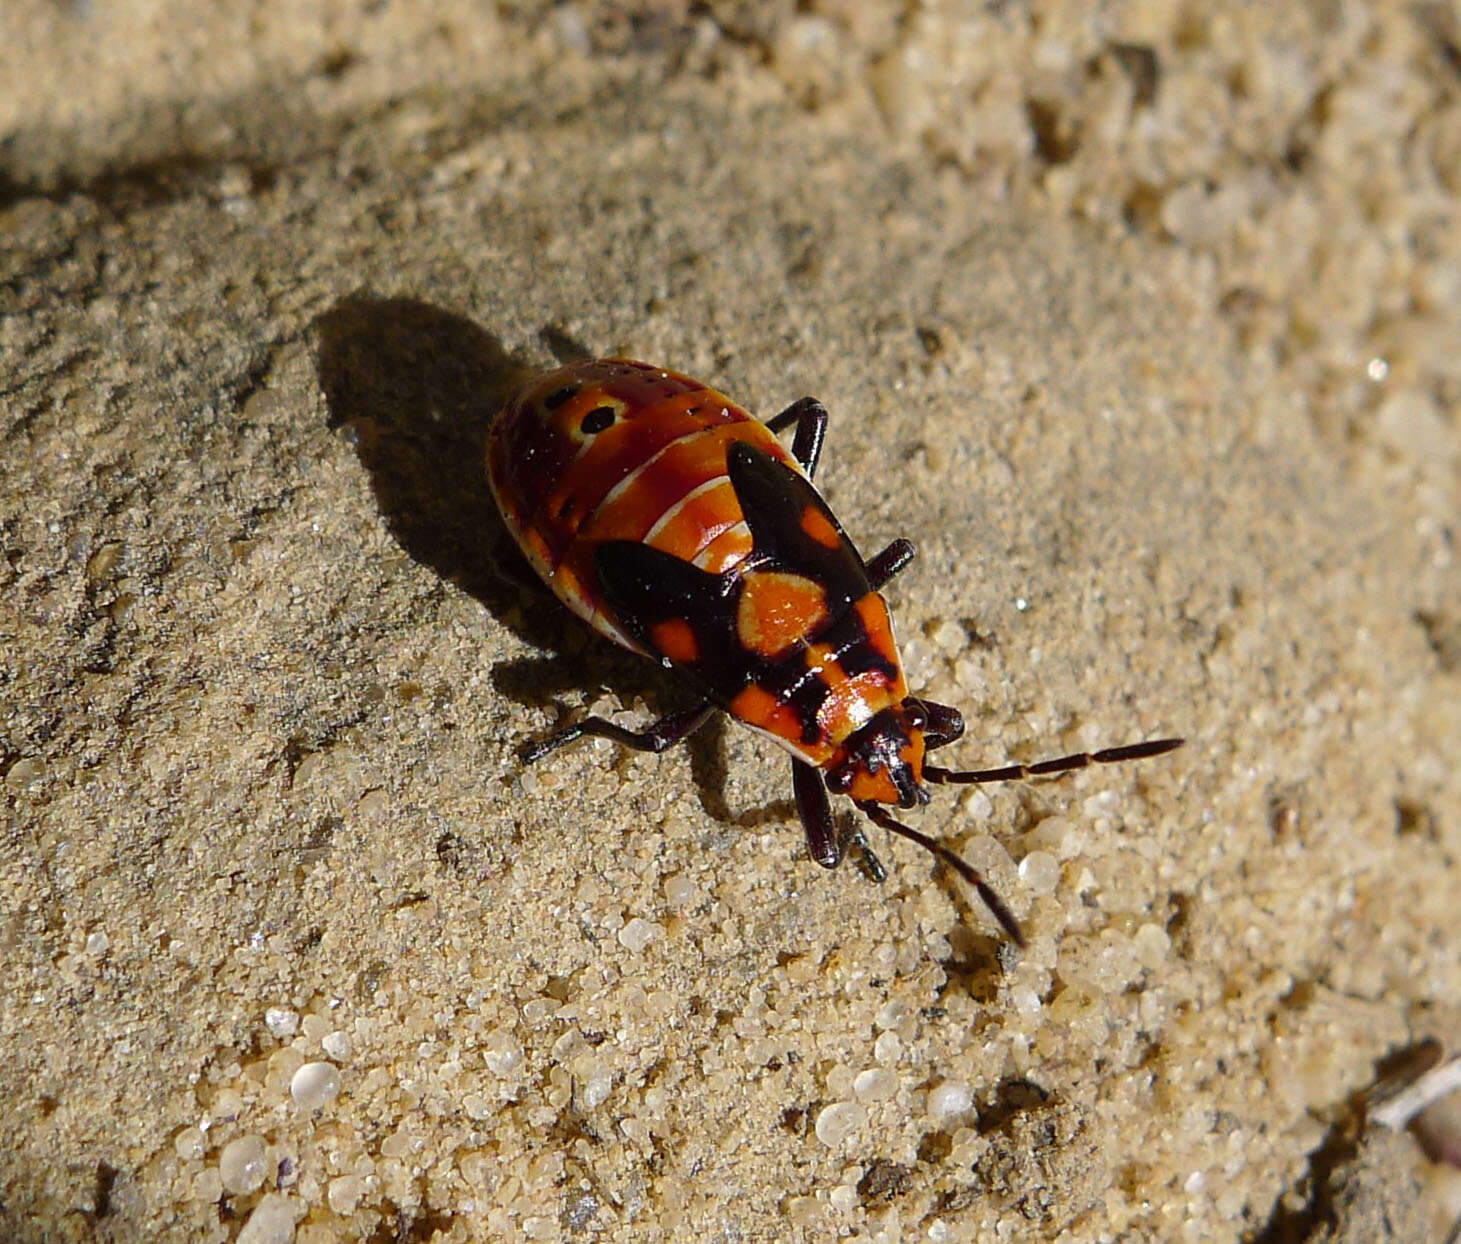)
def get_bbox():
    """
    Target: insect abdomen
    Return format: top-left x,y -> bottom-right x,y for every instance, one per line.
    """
487,359 -> 802,649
